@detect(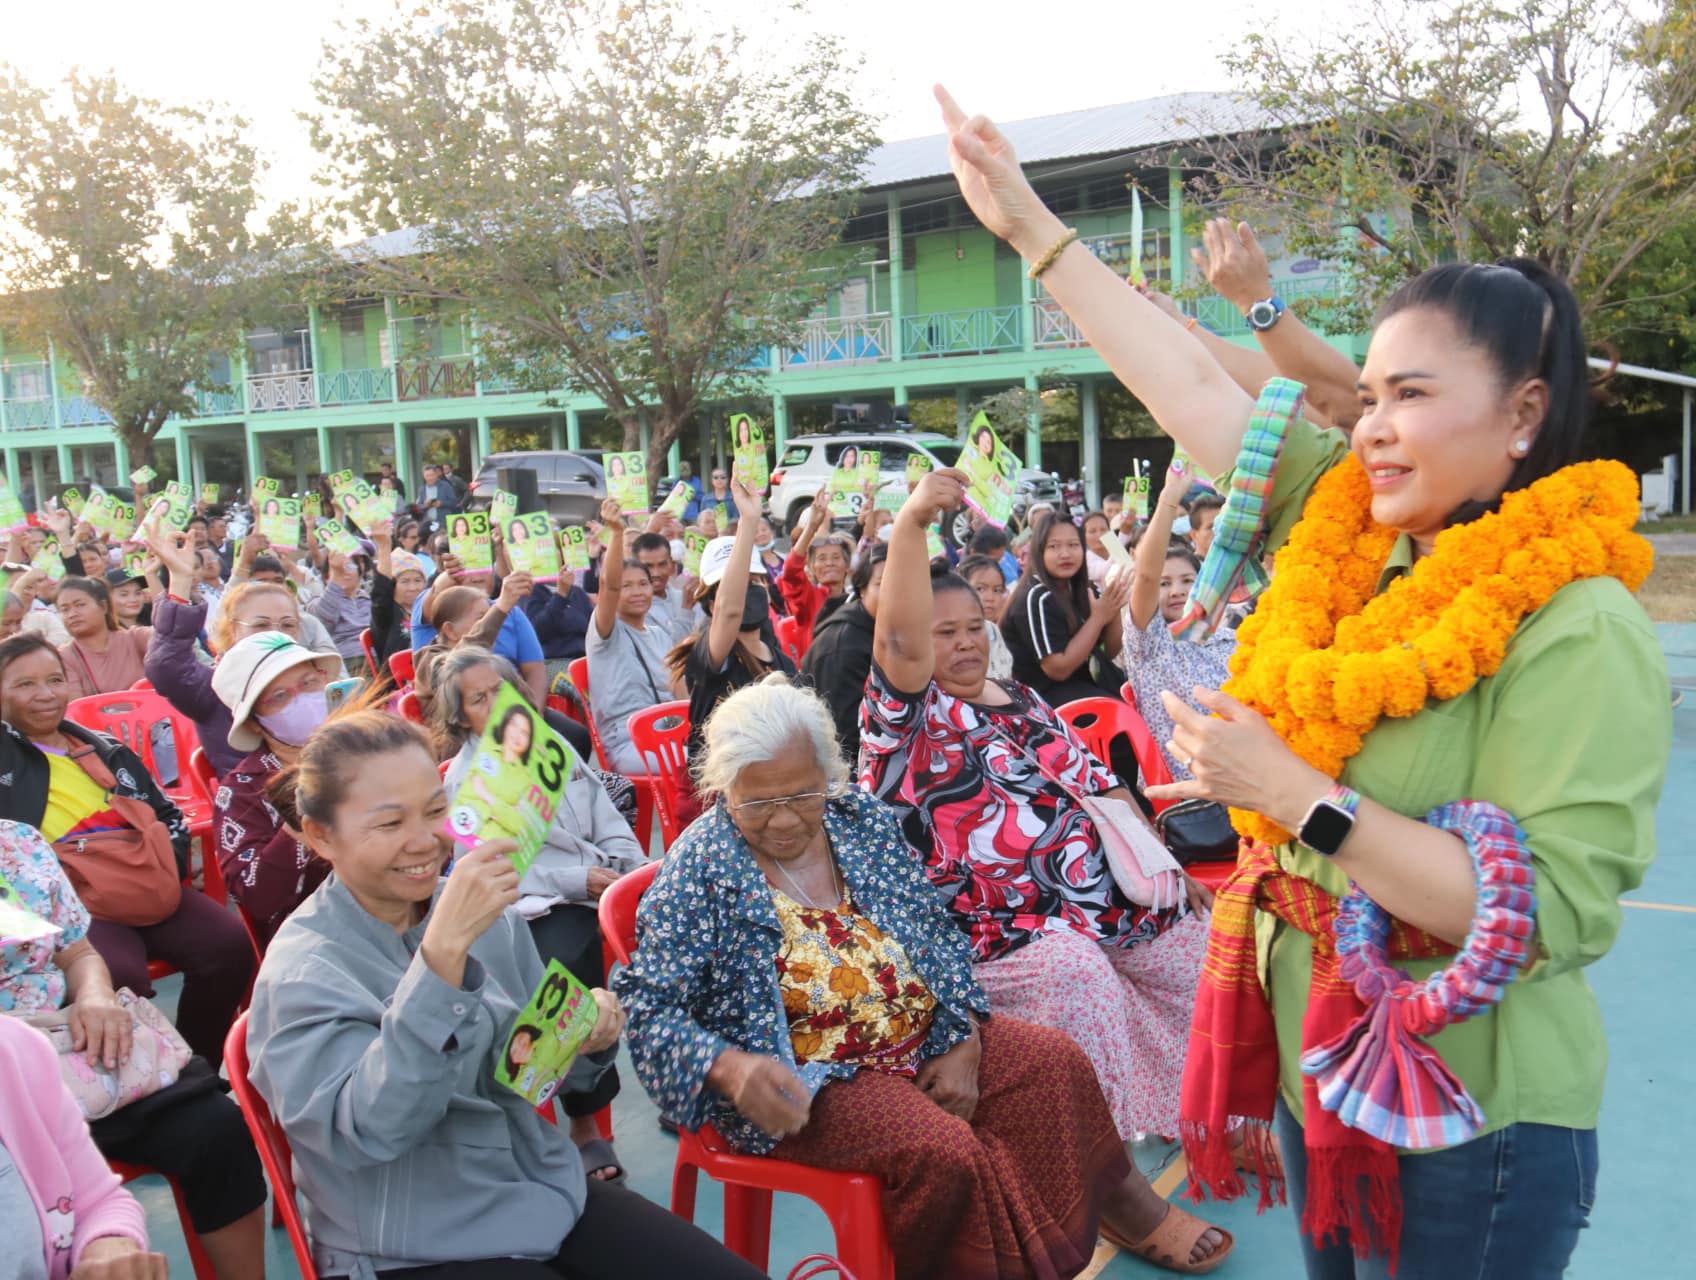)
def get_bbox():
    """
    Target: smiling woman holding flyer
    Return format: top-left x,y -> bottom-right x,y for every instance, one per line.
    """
247,711 -> 765,1280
